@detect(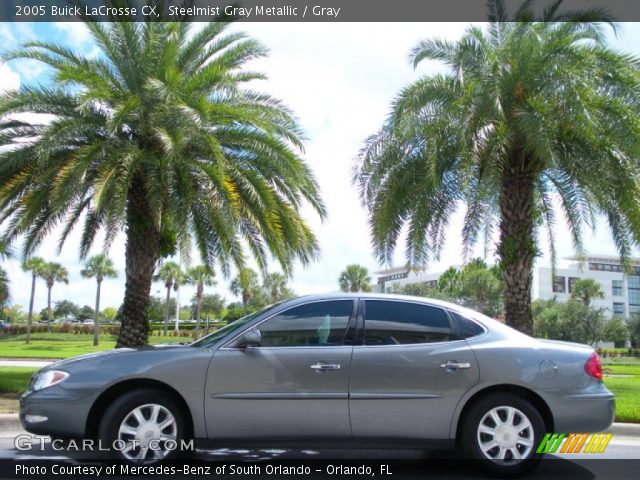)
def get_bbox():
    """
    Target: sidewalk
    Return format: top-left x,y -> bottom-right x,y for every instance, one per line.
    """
0,360 -> 53,368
